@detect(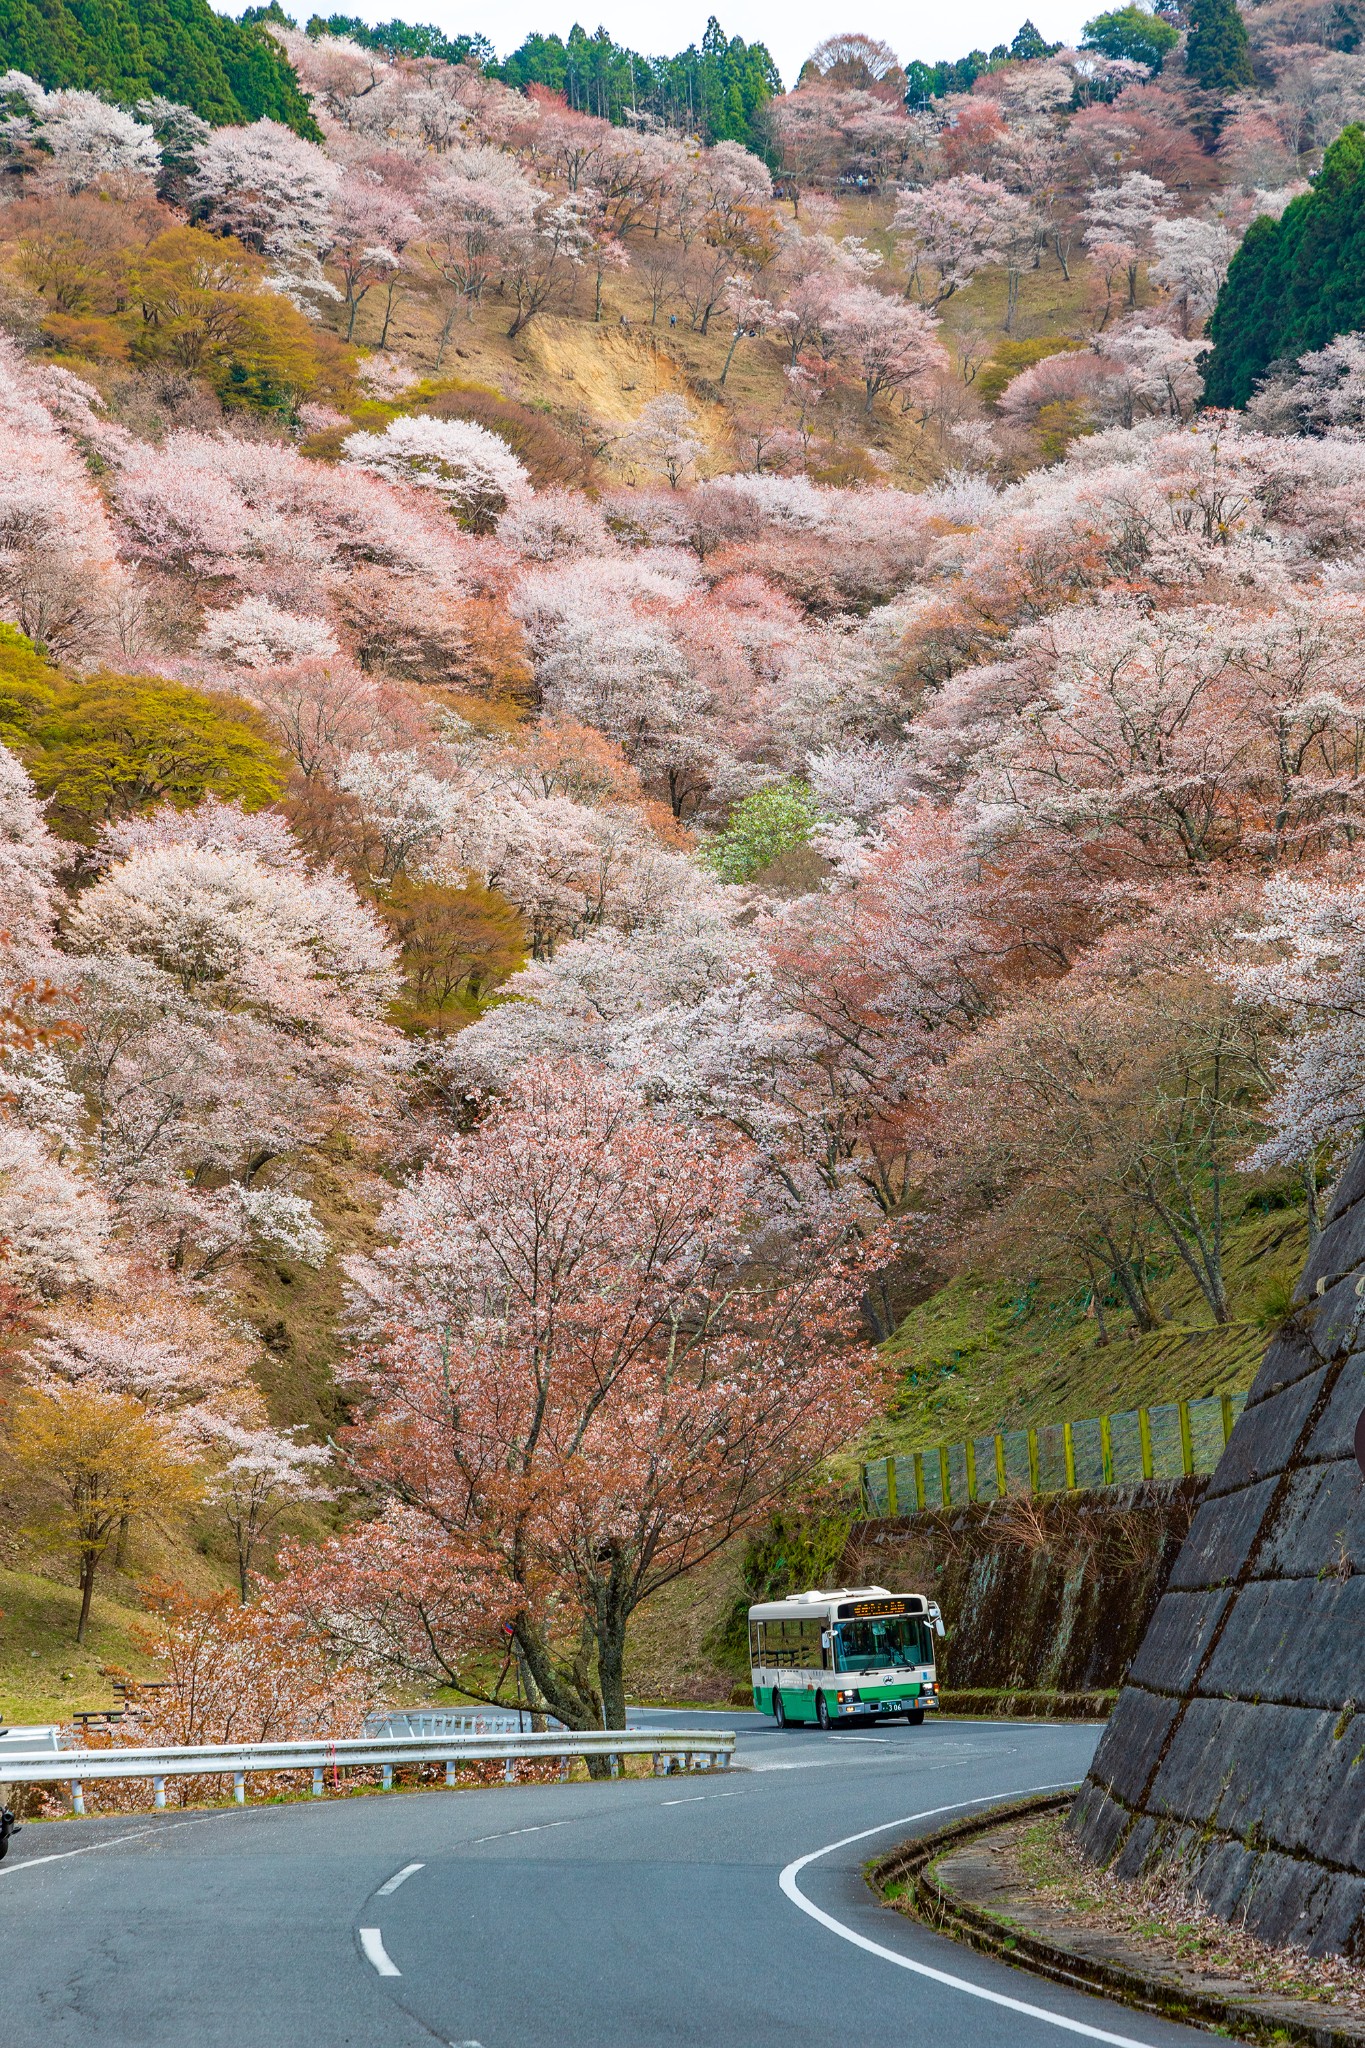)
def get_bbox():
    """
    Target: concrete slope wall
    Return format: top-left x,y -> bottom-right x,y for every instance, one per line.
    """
1070,1150 -> 1365,1958
845,1477 -> 1204,1697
